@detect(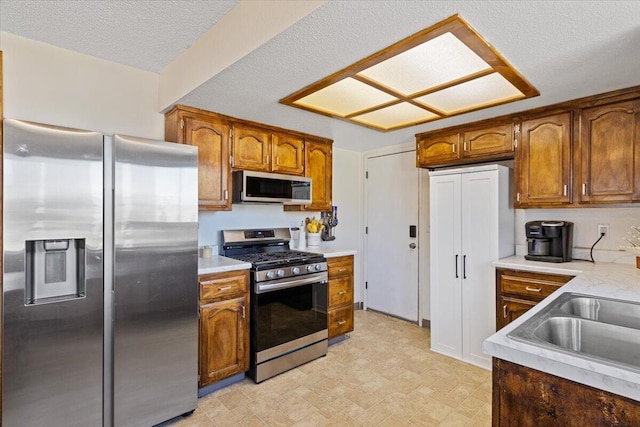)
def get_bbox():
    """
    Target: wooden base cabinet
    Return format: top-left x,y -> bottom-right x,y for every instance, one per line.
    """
495,268 -> 573,330
198,270 -> 249,388
493,358 -> 640,426
429,165 -> 513,369
327,256 -> 354,339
